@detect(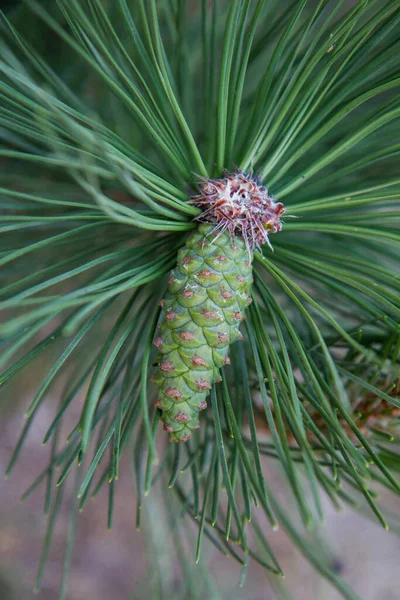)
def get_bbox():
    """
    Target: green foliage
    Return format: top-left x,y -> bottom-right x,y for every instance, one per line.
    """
0,1 -> 399,598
